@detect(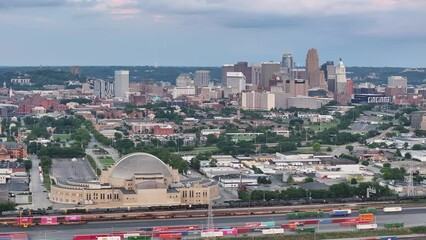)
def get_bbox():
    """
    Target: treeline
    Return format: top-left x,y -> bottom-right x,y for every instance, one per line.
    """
25,116 -> 85,139
83,121 -> 112,146
238,182 -> 394,201
0,201 -> 16,212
